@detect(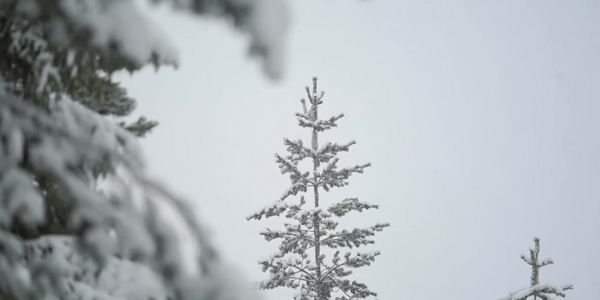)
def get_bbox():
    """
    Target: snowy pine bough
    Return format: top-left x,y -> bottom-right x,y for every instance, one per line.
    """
500,237 -> 573,300
248,77 -> 390,300
0,0 -> 288,299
